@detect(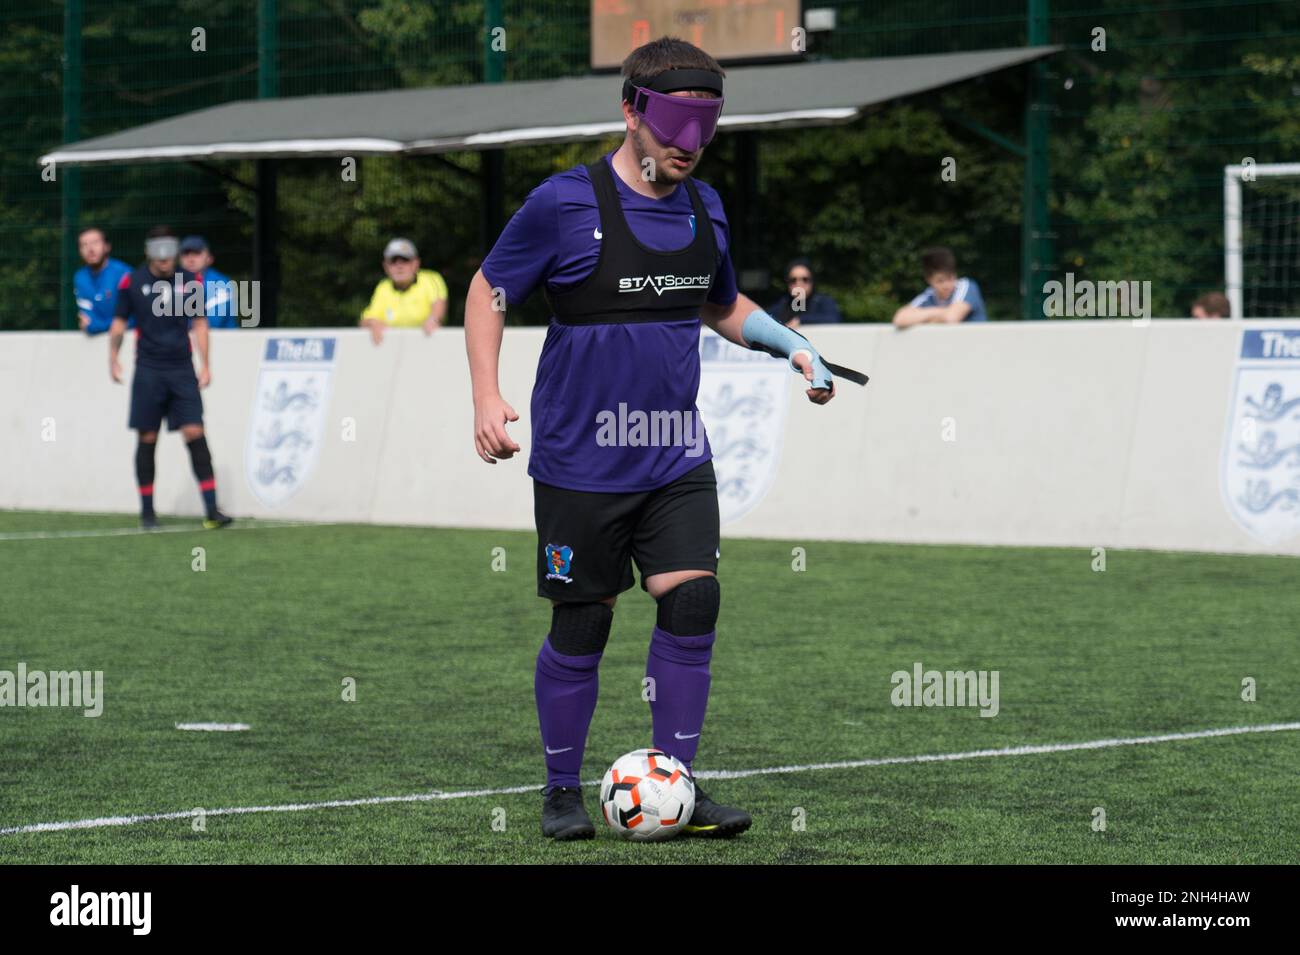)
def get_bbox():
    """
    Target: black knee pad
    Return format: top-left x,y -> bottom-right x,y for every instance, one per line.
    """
656,576 -> 720,636
550,602 -> 614,656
